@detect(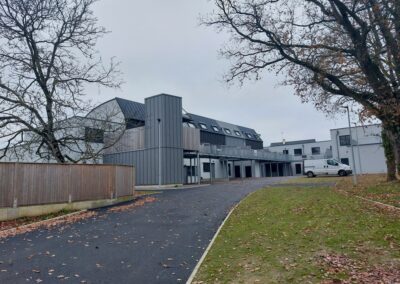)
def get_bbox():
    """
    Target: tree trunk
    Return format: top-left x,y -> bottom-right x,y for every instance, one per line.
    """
381,126 -> 397,181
